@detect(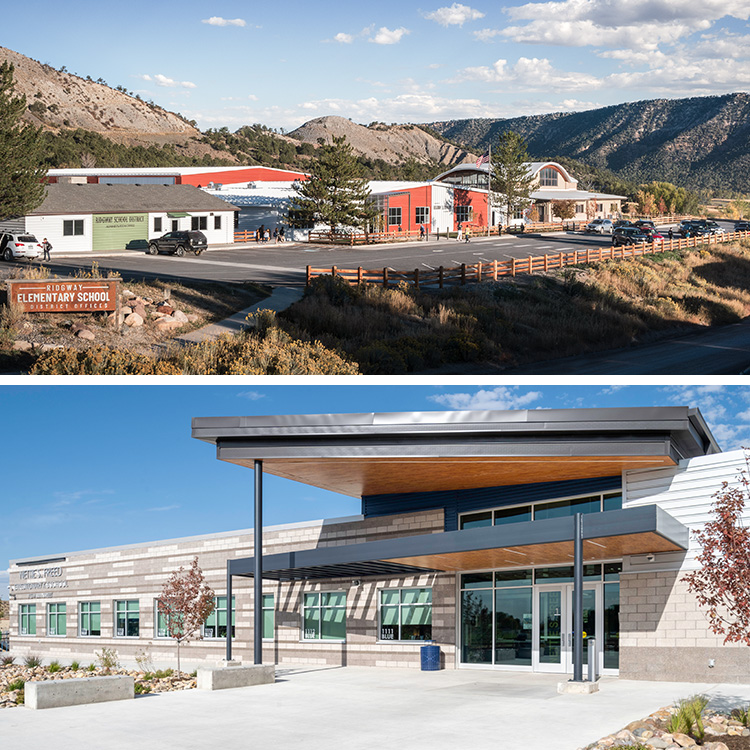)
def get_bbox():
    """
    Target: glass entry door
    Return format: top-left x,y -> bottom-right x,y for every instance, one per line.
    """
534,585 -> 597,673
